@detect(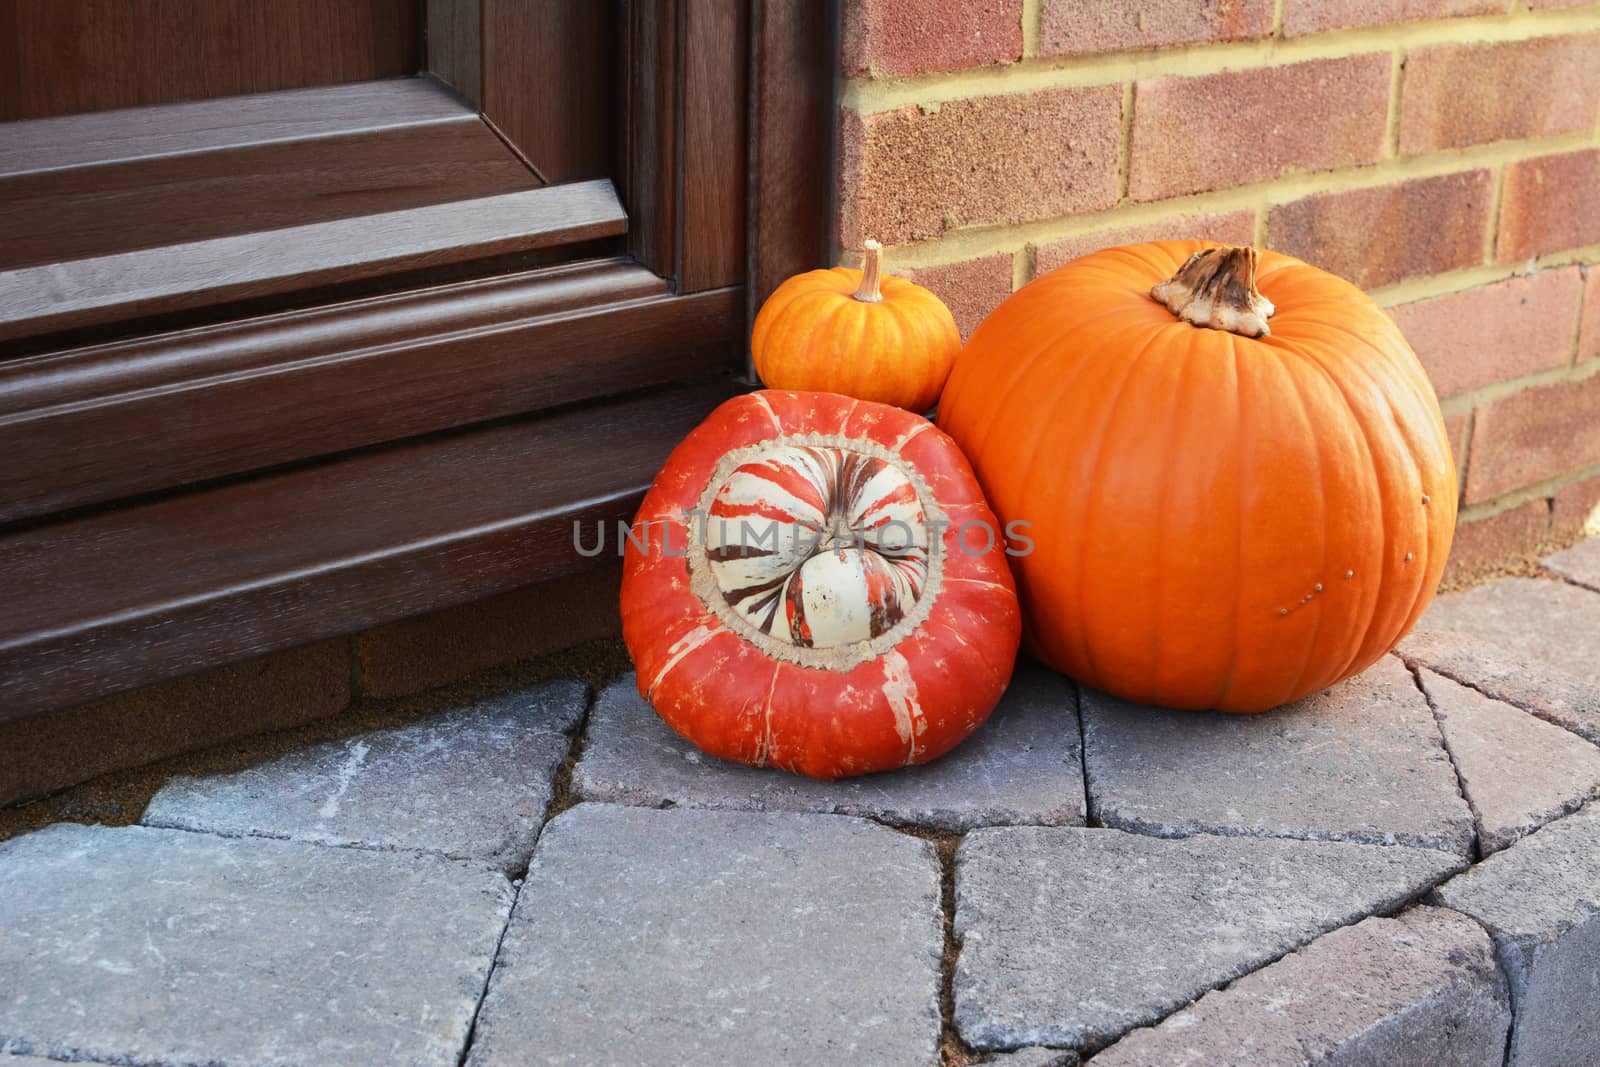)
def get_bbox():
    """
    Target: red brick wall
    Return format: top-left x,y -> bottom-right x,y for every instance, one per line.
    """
838,0 -> 1600,583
